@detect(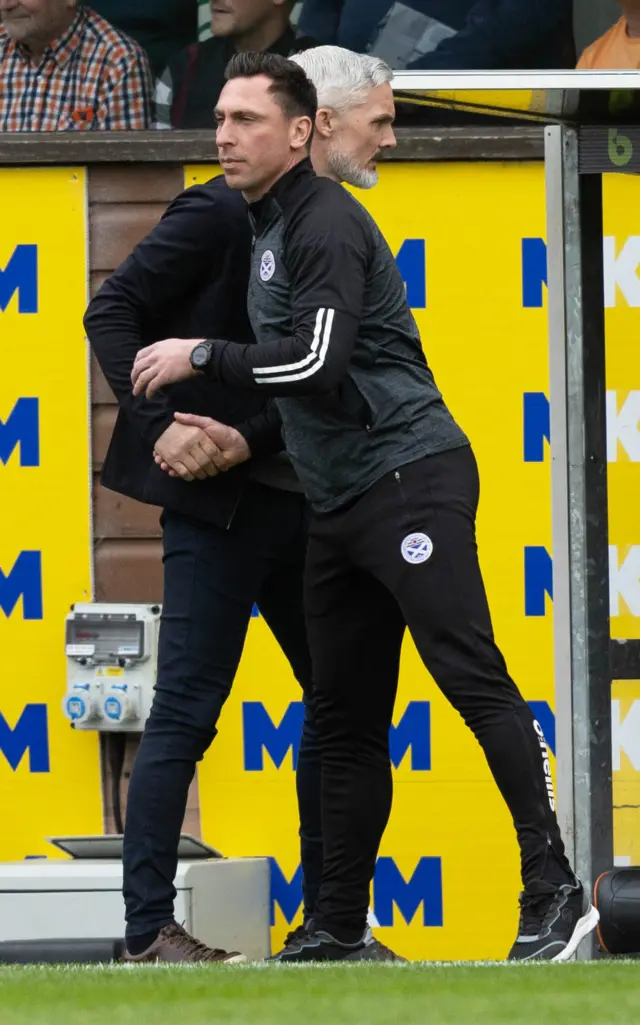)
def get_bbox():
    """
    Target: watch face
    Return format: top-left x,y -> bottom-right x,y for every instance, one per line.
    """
192,344 -> 210,368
